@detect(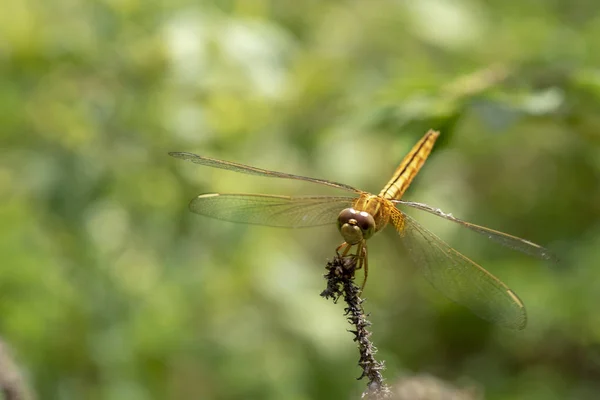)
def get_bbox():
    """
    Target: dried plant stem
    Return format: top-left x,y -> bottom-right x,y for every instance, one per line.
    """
321,255 -> 391,399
